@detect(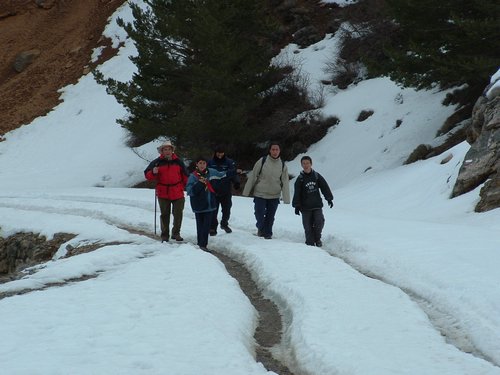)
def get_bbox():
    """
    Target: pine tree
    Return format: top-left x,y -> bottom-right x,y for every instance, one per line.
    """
96,0 -> 279,149
366,0 -> 500,103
